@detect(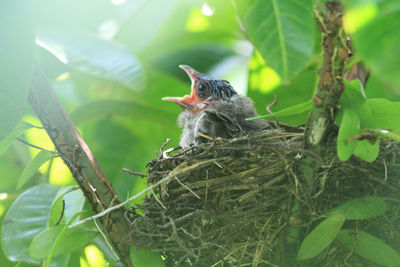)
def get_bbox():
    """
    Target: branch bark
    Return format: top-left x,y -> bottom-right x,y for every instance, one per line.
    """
28,65 -> 133,267
304,2 -> 347,150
